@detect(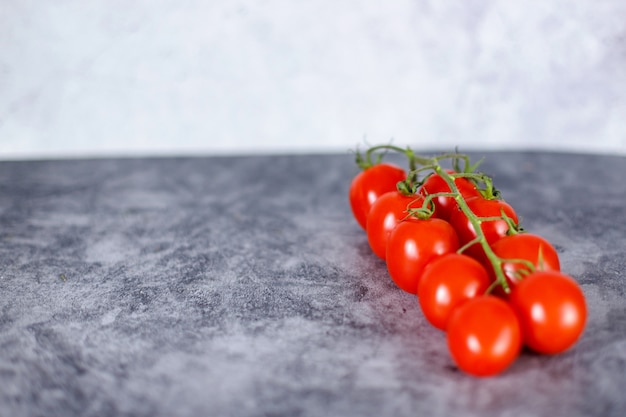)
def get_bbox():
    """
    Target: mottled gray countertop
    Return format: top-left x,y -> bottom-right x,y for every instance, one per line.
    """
1,151 -> 625,417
